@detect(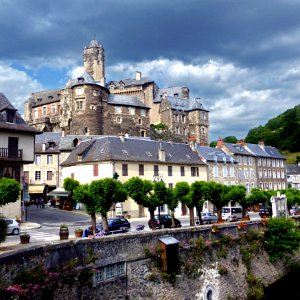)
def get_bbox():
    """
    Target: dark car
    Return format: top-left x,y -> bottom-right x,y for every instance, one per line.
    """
148,214 -> 181,229
97,217 -> 131,233
259,207 -> 271,218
